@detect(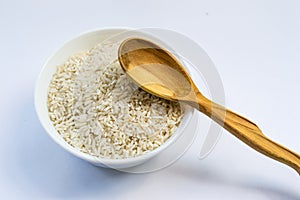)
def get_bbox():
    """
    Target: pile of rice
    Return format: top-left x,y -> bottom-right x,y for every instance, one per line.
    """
47,40 -> 184,159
